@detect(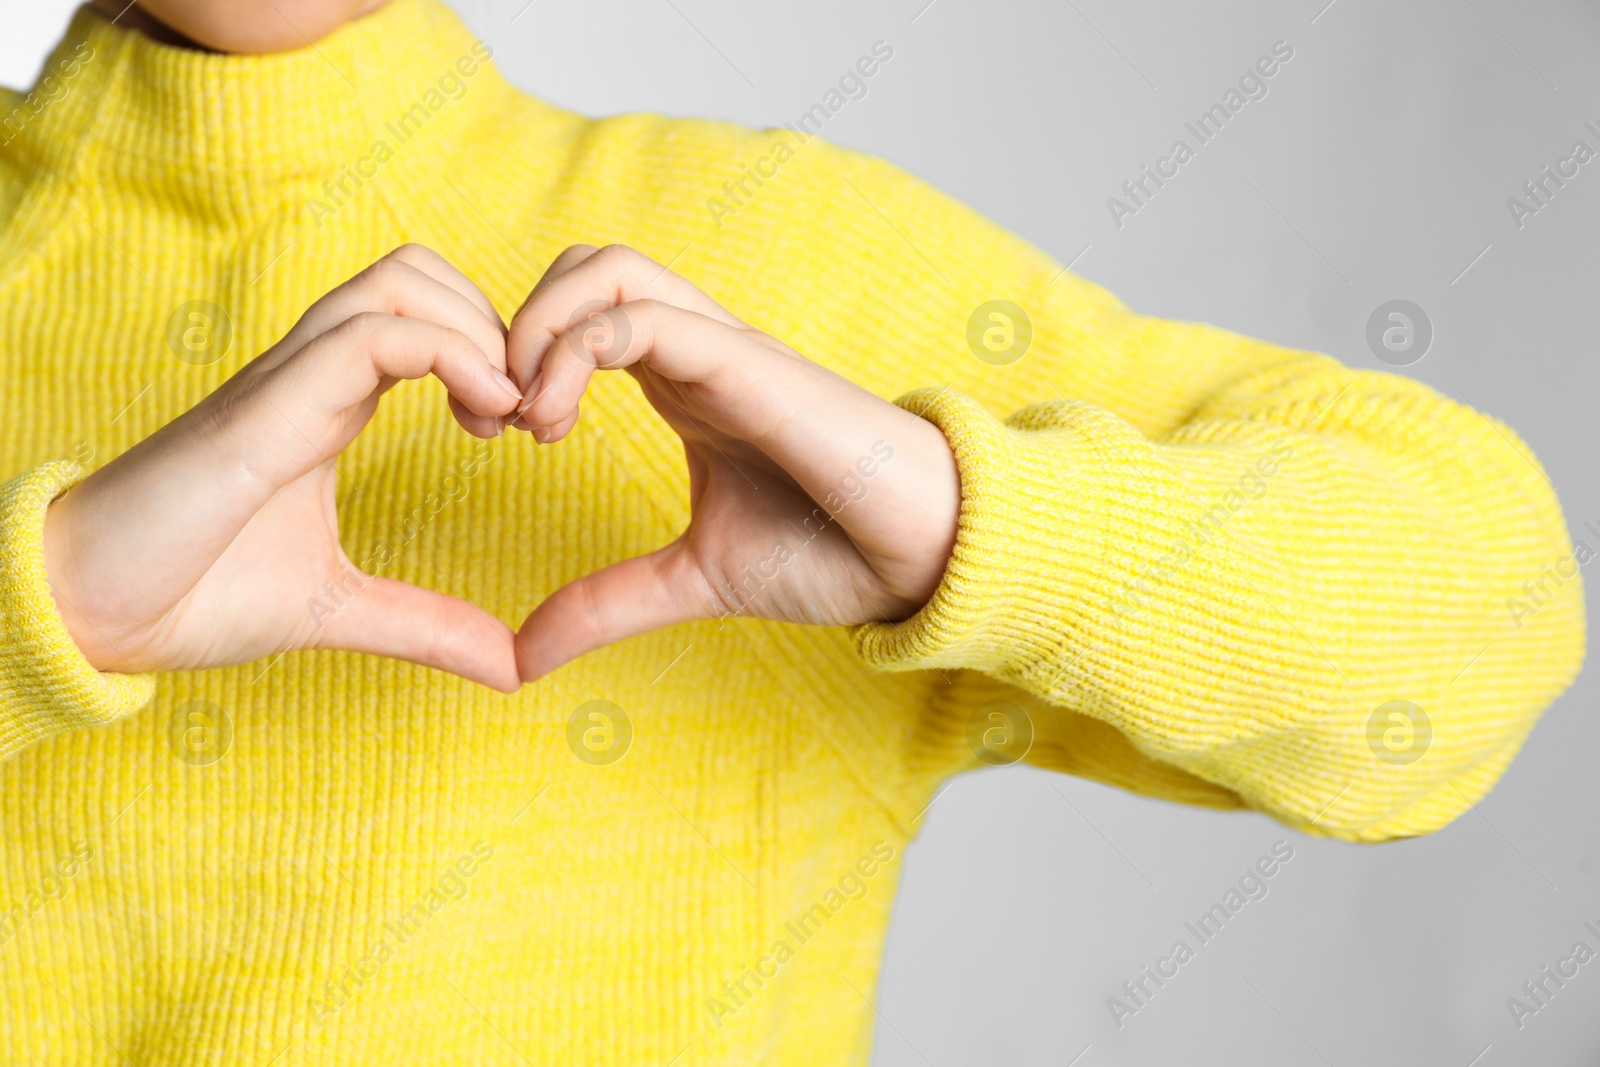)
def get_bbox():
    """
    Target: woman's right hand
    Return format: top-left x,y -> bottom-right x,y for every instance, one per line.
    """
41,245 -> 527,692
